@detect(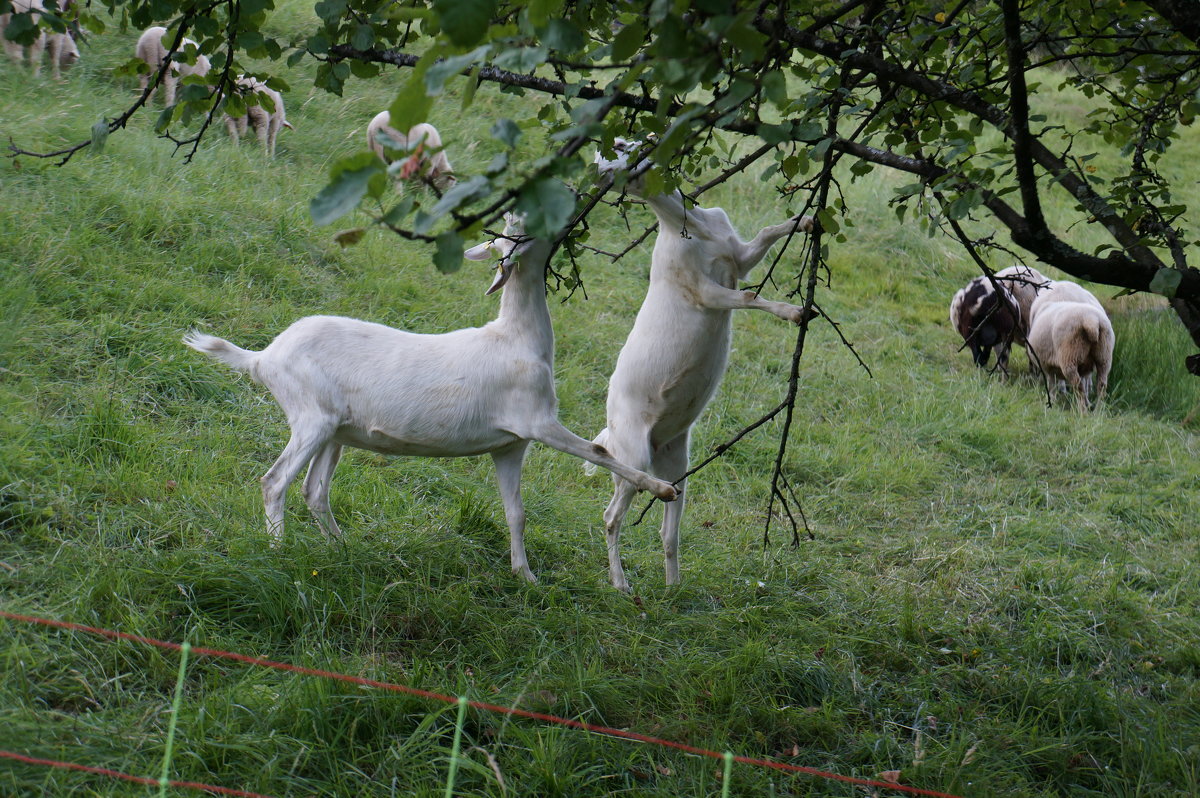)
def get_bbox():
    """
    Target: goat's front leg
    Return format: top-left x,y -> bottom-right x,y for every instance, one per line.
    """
491,441 -> 536,583
734,215 -> 814,277
531,421 -> 678,502
695,276 -> 818,325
